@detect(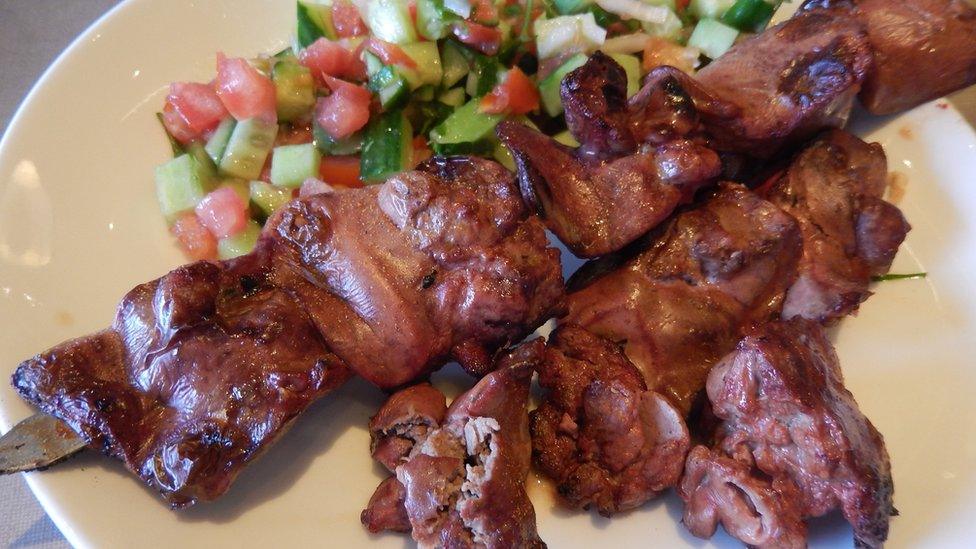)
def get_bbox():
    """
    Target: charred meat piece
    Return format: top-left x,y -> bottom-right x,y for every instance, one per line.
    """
696,7 -> 872,158
765,130 -> 910,323
497,53 -> 725,258
679,446 -> 807,549
704,319 -> 895,547
274,156 -> 565,383
362,341 -> 546,548
368,383 -> 448,472
530,326 -> 689,515
13,259 -> 353,508
802,0 -> 976,115
12,157 -> 565,507
564,184 -> 802,413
